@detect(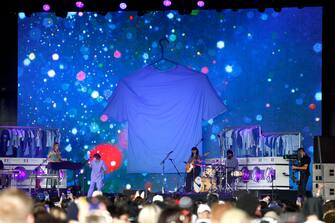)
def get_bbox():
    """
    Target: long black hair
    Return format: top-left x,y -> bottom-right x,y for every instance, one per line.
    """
190,147 -> 199,159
